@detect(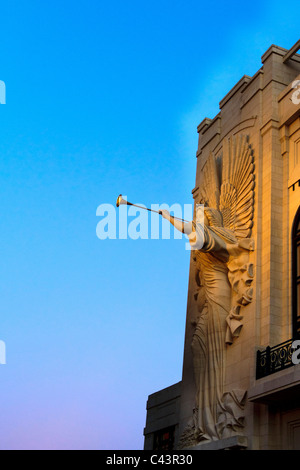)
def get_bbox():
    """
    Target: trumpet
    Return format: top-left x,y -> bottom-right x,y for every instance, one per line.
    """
116,194 -> 188,222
